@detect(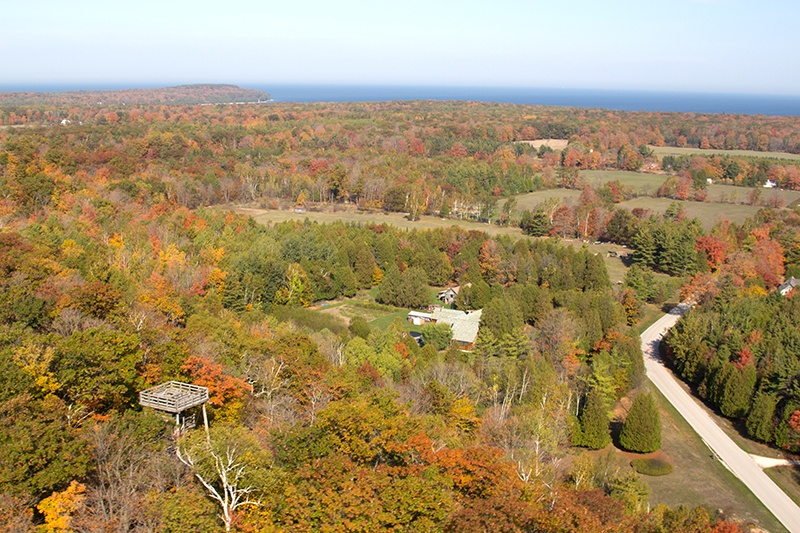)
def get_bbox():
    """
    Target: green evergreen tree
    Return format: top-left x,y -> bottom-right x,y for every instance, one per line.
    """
574,388 -> 611,449
354,246 -> 377,288
718,363 -> 757,419
624,264 -> 656,303
520,209 -> 551,237
480,298 -> 523,338
746,389 -> 779,443
376,265 -> 429,308
619,392 -> 661,453
632,224 -> 656,269
583,252 -> 611,290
